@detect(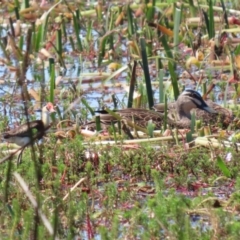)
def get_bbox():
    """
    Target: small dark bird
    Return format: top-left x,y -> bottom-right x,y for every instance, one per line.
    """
3,102 -> 55,146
